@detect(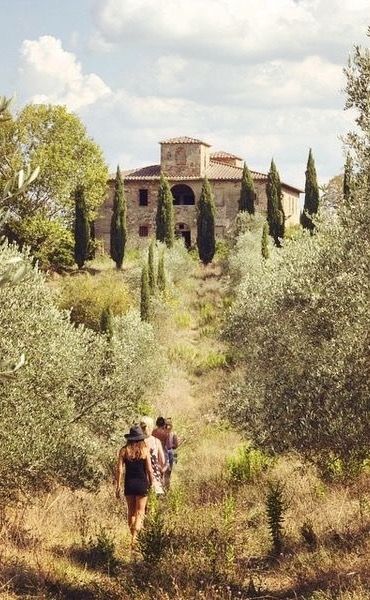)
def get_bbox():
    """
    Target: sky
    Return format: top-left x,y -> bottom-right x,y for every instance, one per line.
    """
1,0 -> 369,188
